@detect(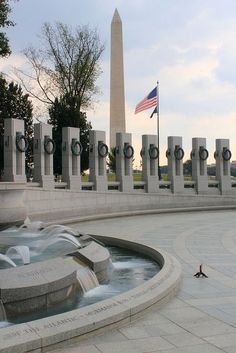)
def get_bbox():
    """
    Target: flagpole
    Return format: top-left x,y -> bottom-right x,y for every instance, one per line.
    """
156,81 -> 161,179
